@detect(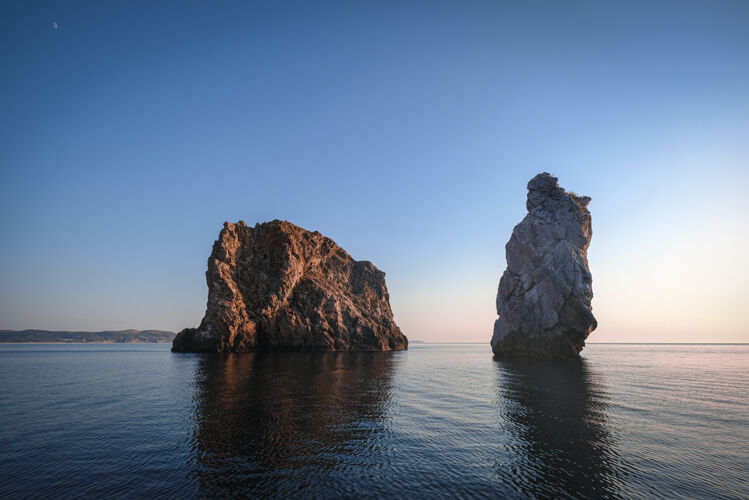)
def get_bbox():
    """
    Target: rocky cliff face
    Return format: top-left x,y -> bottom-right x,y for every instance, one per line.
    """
172,220 -> 407,352
491,173 -> 596,358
